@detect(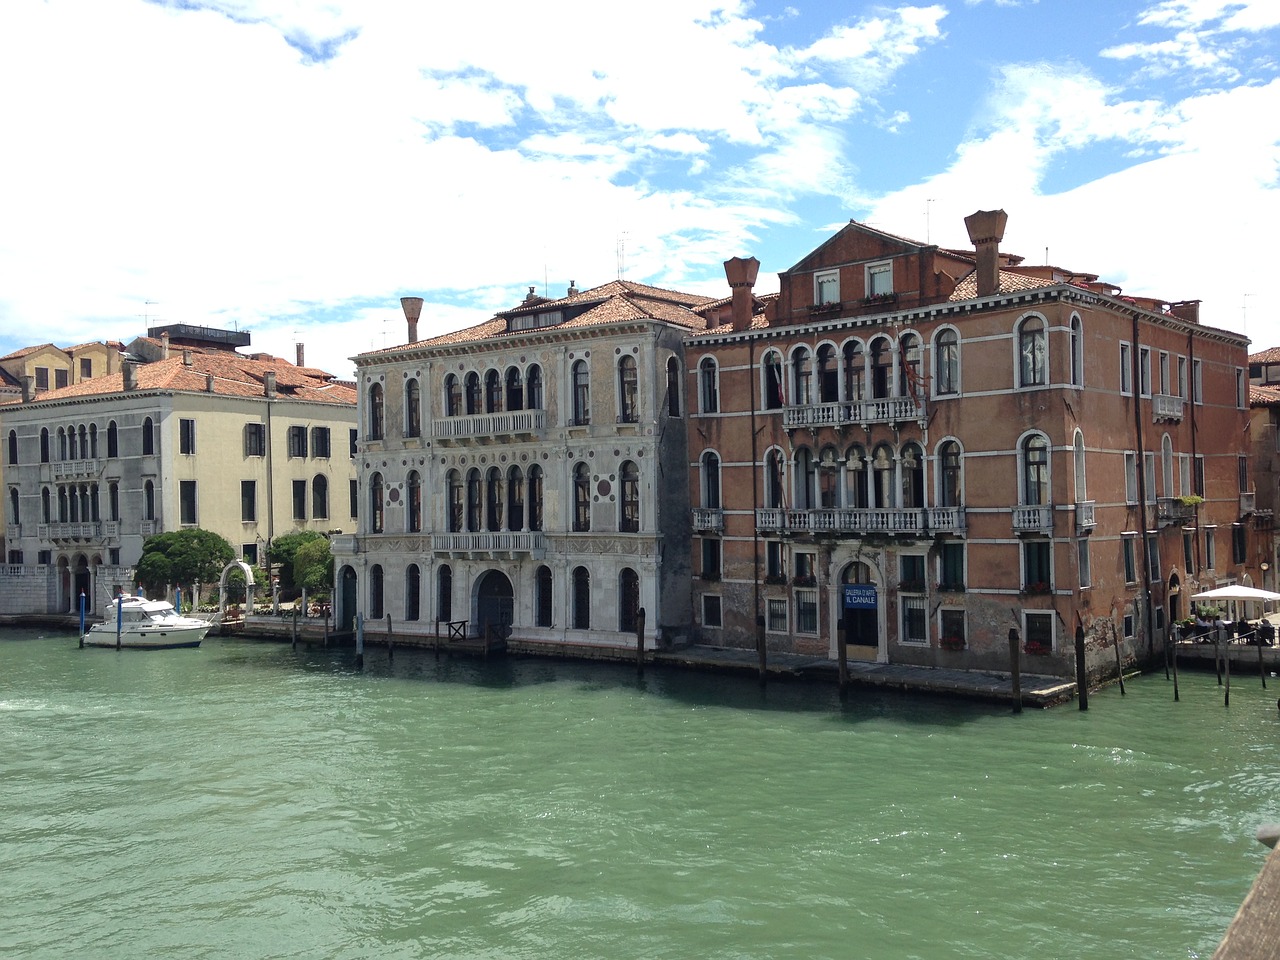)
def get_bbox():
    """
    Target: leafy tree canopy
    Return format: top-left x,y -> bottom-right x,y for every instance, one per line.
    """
294,537 -> 334,596
137,528 -> 235,595
268,530 -> 329,594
